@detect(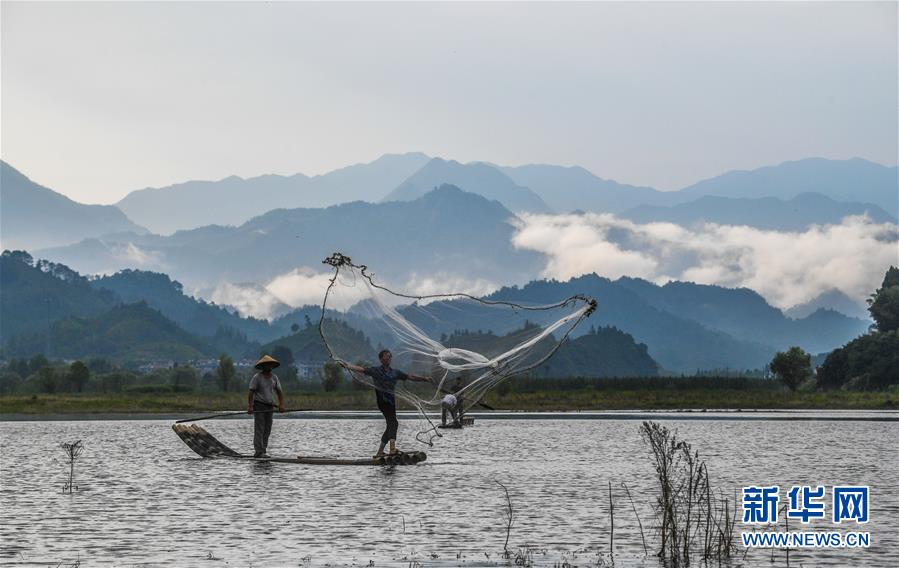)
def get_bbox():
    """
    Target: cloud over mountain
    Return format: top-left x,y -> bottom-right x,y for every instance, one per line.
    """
512,212 -> 898,309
